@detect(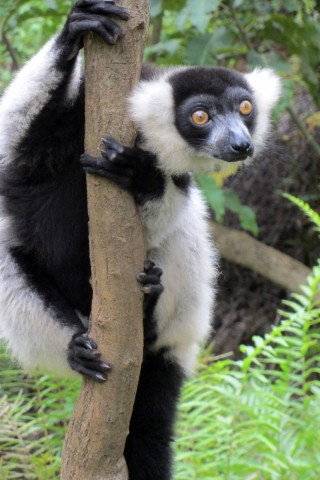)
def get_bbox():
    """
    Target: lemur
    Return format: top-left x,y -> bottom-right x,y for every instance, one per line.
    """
0,1 -> 280,479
